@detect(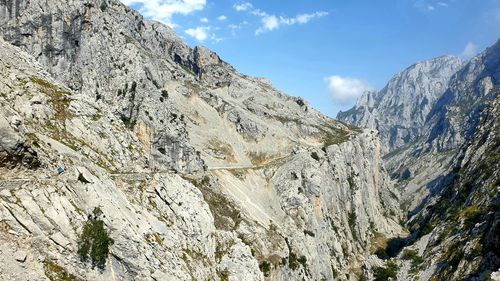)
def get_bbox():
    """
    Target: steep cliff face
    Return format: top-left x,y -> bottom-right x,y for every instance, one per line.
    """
339,41 -> 500,210
424,41 -> 500,152
396,95 -> 499,281
337,56 -> 464,153
337,39 -> 500,280
385,41 -> 500,210
0,0 -> 403,280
